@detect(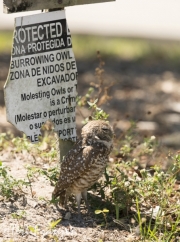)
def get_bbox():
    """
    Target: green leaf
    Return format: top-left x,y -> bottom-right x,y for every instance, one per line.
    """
28,226 -> 35,233
87,99 -> 98,107
28,225 -> 39,234
49,218 -> 61,229
103,209 -> 109,213
95,210 -> 102,214
11,213 -> 18,219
